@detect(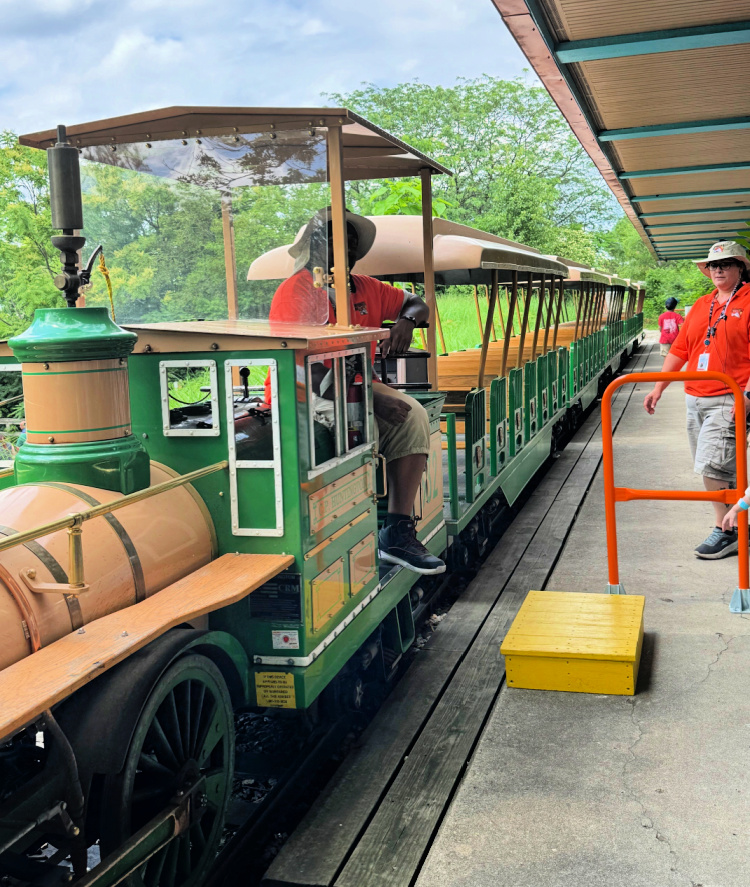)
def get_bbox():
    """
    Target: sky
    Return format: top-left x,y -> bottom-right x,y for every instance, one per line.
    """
0,0 -> 531,137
